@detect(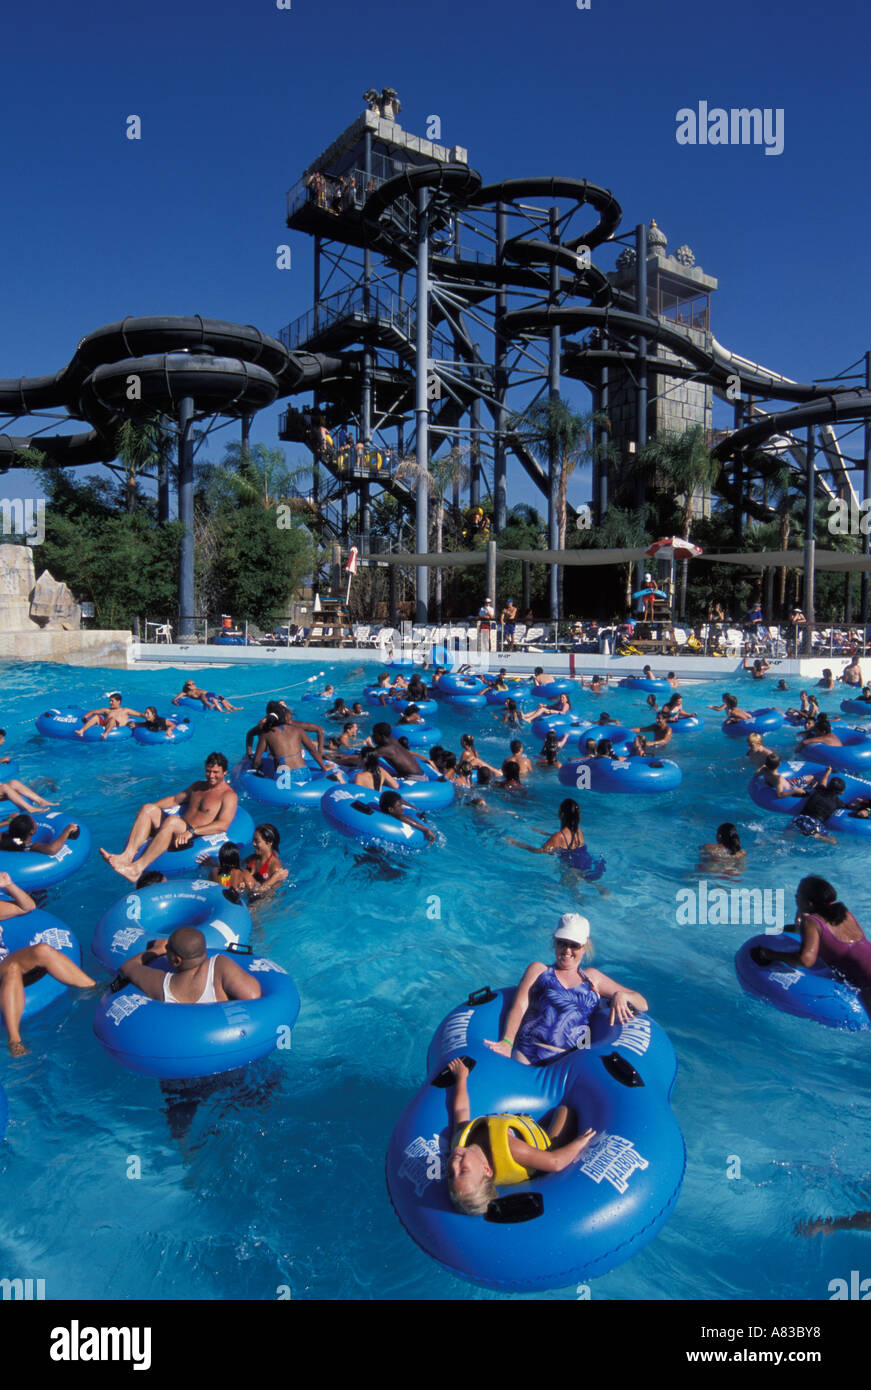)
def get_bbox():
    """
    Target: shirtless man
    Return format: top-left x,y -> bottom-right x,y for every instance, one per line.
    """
119,927 -> 262,1004
509,740 -> 534,777
253,708 -> 330,774
841,657 -> 863,687
245,701 -> 325,761
753,753 -> 815,798
172,680 -> 241,712
797,715 -> 842,750
99,753 -> 239,882
370,722 -> 427,779
630,713 -> 673,749
77,693 -> 145,739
